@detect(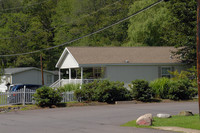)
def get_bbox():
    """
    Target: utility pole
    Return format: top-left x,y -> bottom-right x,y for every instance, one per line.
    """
197,0 -> 200,118
40,54 -> 44,85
